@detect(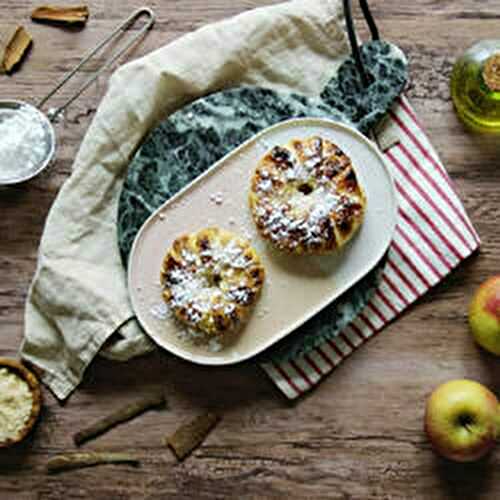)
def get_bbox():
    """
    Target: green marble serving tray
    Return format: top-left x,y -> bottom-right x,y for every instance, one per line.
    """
117,40 -> 408,362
